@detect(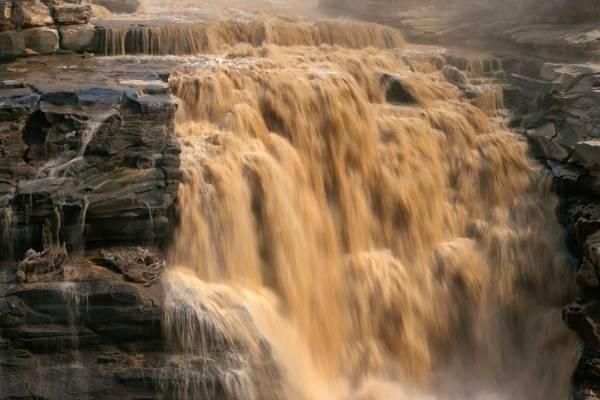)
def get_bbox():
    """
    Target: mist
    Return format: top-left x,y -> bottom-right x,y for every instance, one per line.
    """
319,0 -> 599,23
